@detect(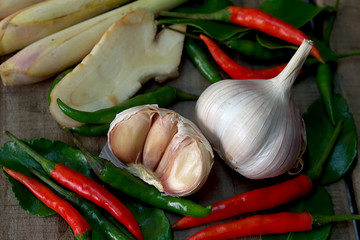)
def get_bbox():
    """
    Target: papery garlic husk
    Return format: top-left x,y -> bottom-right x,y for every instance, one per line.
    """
195,40 -> 313,179
107,105 -> 214,196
